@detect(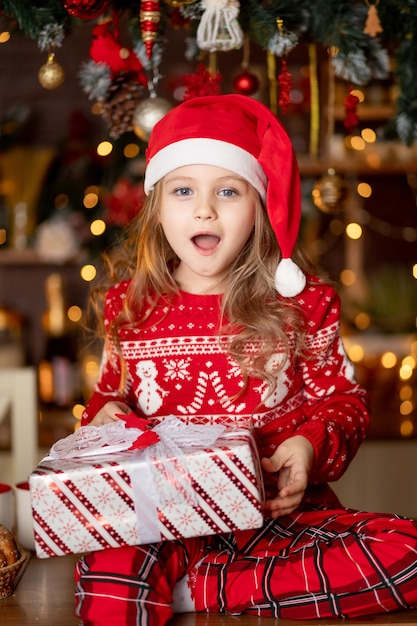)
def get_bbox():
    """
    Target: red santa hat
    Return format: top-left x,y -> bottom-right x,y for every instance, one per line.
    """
144,94 -> 306,297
